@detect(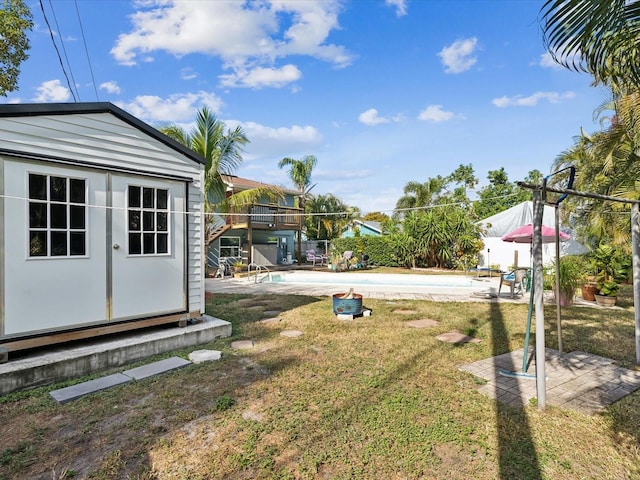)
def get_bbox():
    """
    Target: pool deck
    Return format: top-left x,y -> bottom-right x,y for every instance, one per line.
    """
205,271 -> 536,303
